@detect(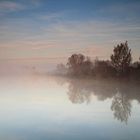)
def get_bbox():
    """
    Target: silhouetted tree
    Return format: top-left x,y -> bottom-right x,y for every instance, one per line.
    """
80,57 -> 93,75
56,41 -> 140,79
94,60 -> 116,77
130,60 -> 140,79
67,54 -> 85,75
110,41 -> 132,75
67,54 -> 93,75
